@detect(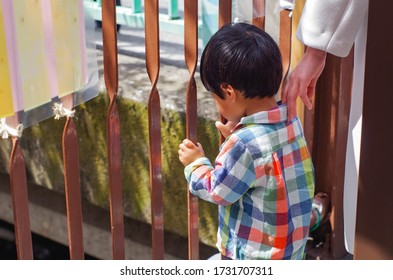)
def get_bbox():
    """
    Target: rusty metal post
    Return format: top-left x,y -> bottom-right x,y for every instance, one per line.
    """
144,0 -> 164,260
102,0 -> 125,260
184,0 -> 199,260
252,0 -> 265,29
219,0 -> 232,28
217,0 -> 232,143
62,111 -> 84,259
354,1 -> 393,259
9,136 -> 33,260
278,9 -> 292,100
